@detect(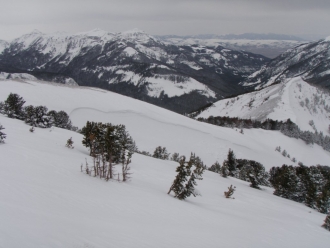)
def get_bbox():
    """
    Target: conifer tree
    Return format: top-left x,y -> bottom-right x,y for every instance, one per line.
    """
223,149 -> 237,176
322,213 -> 330,231
209,161 -> 221,173
168,156 -> 189,199
153,146 -> 170,160
24,105 -> 36,126
181,153 -> 205,198
48,110 -> 72,129
171,152 -> 180,162
0,101 -> 4,114
3,93 -> 26,119
220,164 -> 230,178
0,124 -> 6,143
